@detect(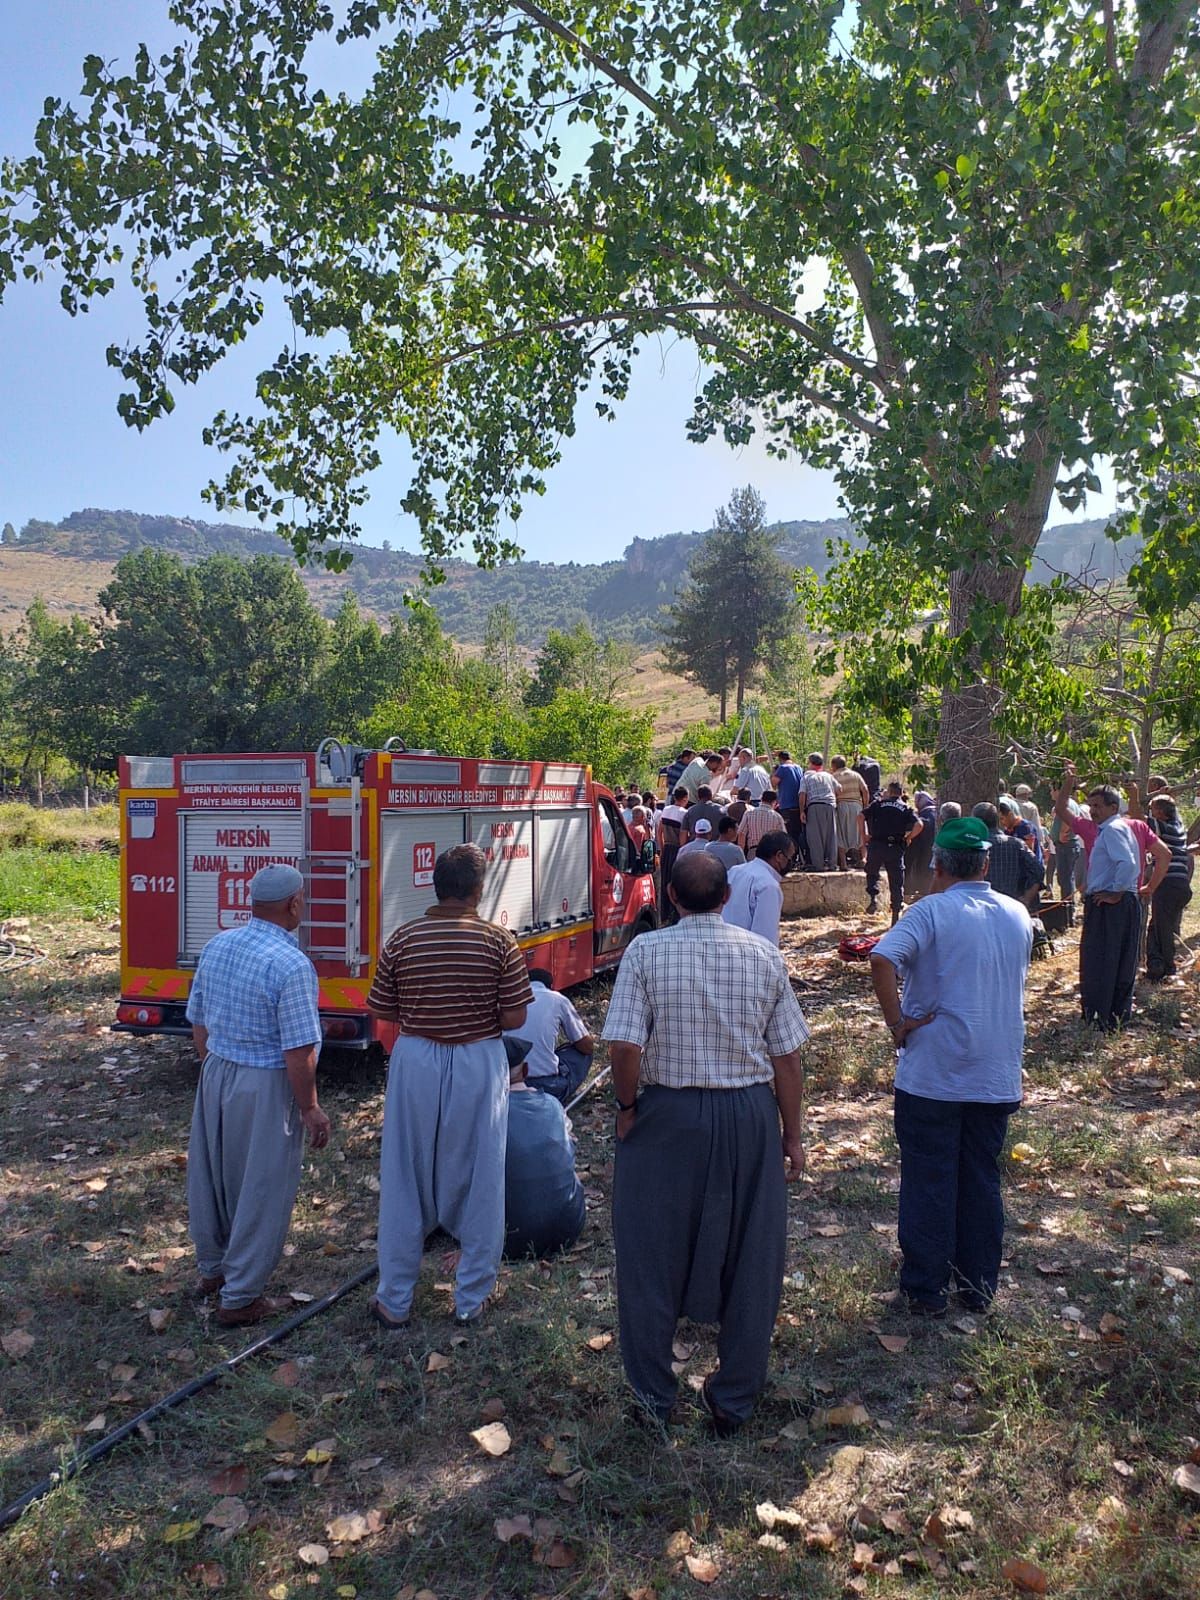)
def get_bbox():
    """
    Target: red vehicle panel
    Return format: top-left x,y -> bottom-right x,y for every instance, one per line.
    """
116,746 -> 657,1049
